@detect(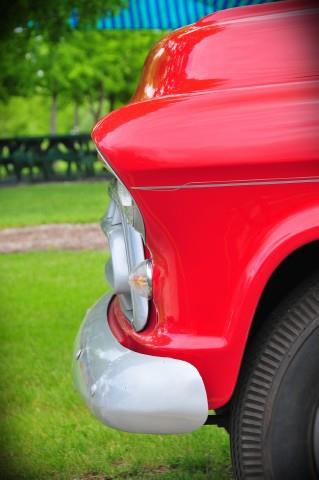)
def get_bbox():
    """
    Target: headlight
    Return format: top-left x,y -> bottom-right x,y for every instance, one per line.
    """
97,148 -> 151,331
110,179 -> 145,240
129,260 -> 153,299
117,181 -> 133,207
